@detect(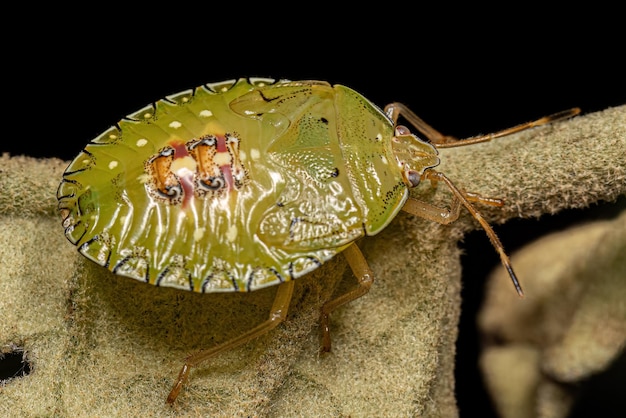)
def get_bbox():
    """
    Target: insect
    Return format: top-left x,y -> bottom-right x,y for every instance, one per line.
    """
57,78 -> 580,403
